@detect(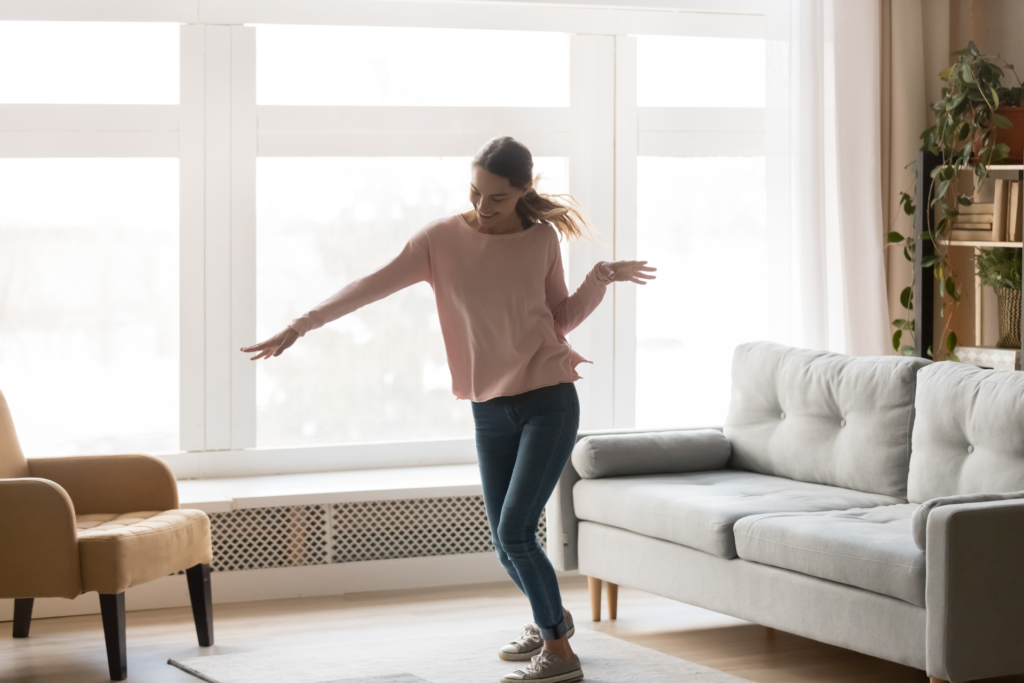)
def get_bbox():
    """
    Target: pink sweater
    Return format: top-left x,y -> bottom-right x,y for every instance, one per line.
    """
288,213 -> 614,402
